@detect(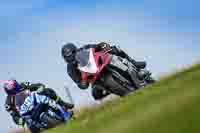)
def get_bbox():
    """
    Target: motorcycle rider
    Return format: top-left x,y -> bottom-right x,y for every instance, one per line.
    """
61,42 -> 148,100
3,79 -> 74,126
